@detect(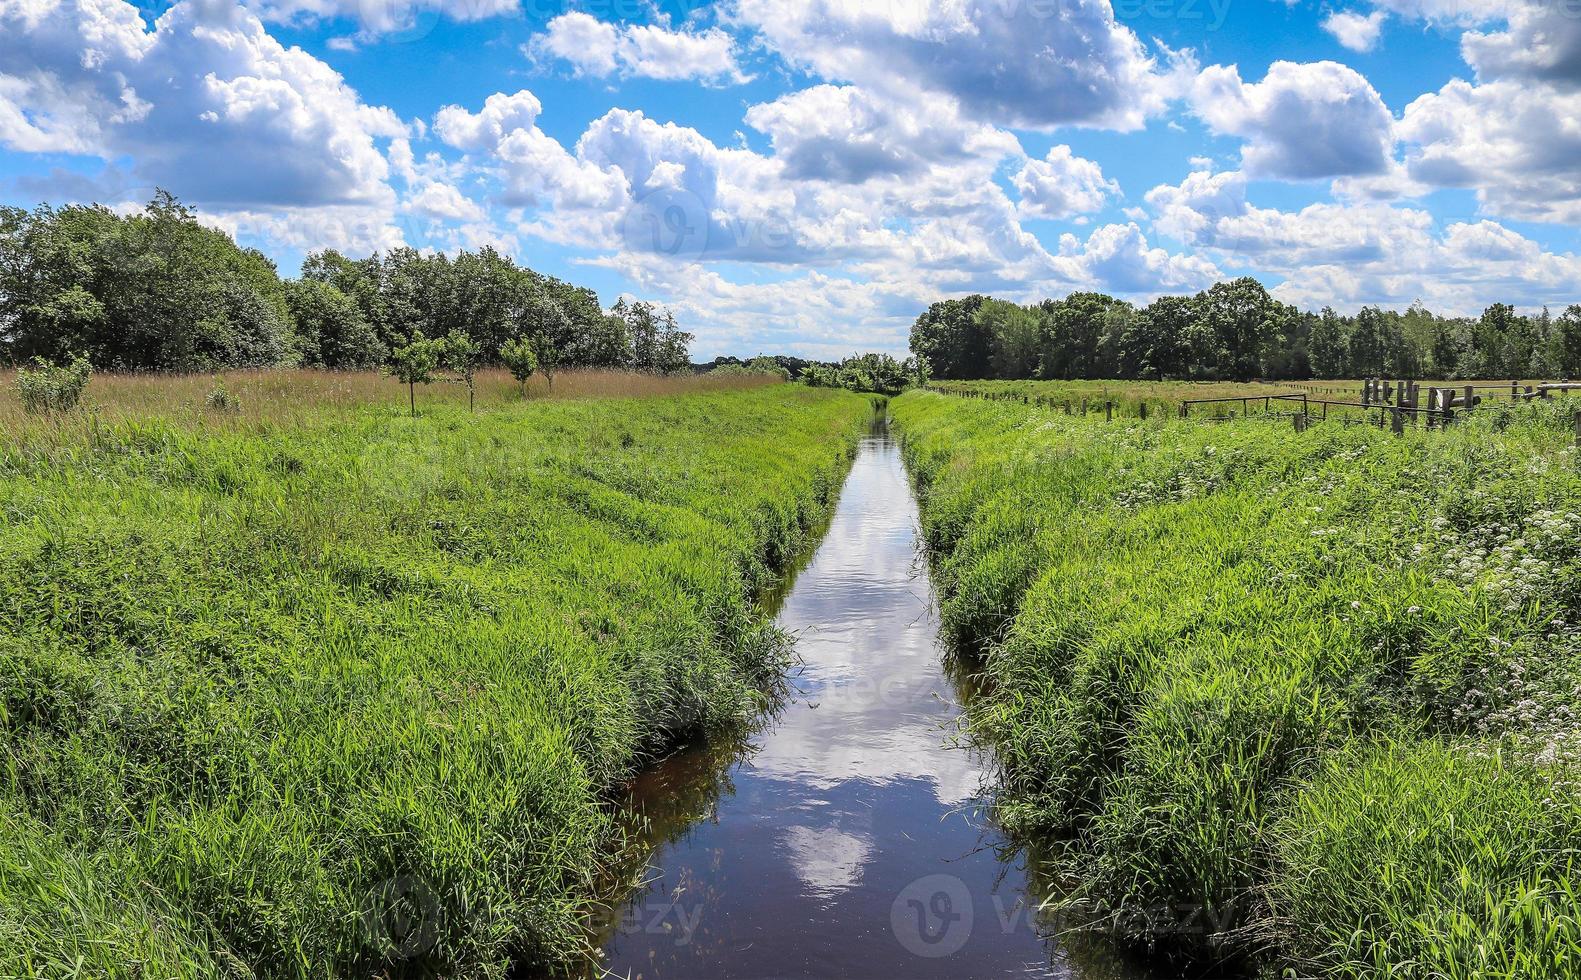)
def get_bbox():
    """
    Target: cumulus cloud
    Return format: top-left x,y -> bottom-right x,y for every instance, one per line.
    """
729,0 -> 1185,131
1461,0 -> 1581,87
1398,78 -> 1581,222
0,0 -> 405,210
1013,146 -> 1120,220
1190,61 -> 1395,179
1056,222 -> 1220,293
1322,9 -> 1388,51
743,85 -> 1018,183
530,12 -> 749,85
1145,168 -> 1581,312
